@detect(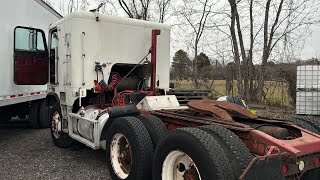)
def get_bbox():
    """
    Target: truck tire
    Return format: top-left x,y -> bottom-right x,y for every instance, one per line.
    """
153,128 -> 234,180
39,99 -> 50,128
29,101 -> 40,128
50,104 -> 73,148
199,125 -> 253,179
137,115 -> 168,149
294,117 -> 320,134
286,117 -> 318,134
106,116 -> 153,180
